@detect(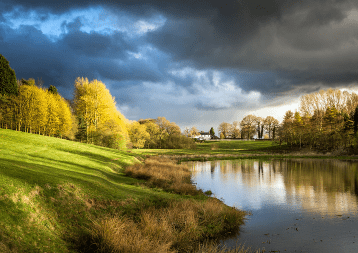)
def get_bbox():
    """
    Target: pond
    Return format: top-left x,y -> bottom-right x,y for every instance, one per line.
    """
185,159 -> 358,252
